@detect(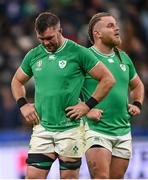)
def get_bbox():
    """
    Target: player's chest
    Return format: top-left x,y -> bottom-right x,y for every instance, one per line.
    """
102,57 -> 130,81
32,54 -> 80,78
